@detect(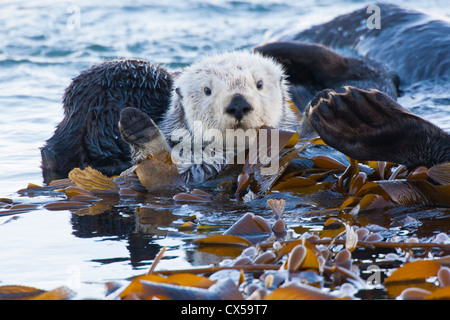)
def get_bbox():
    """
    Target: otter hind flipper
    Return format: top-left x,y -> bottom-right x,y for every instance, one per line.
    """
307,86 -> 450,170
